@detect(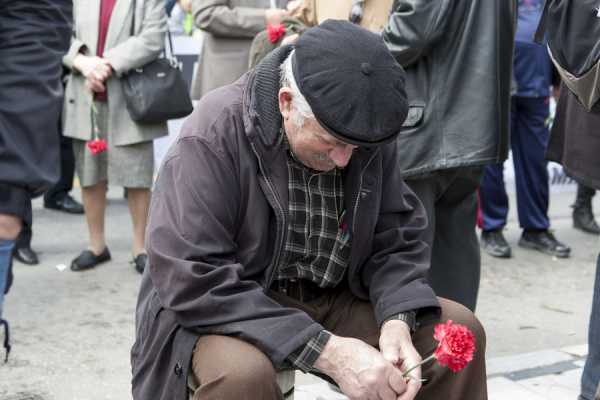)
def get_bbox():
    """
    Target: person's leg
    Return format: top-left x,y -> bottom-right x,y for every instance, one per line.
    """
126,187 -> 151,257
0,214 -> 21,316
511,97 -> 550,231
573,182 -> 600,234
429,167 -> 483,311
478,163 -> 511,258
479,163 -> 509,232
513,97 -> 570,256
190,335 -> 283,400
581,254 -> 600,400
81,181 -> 108,255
